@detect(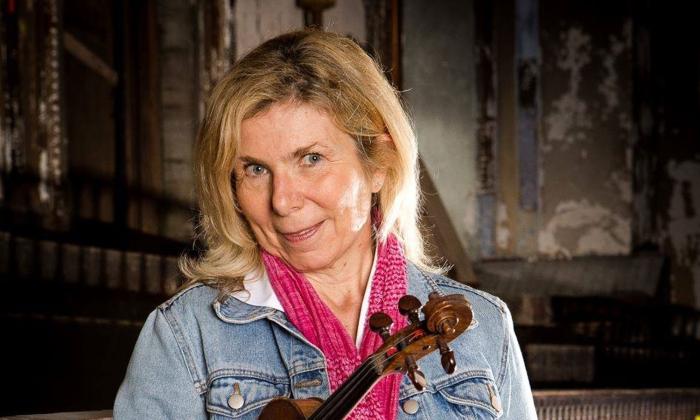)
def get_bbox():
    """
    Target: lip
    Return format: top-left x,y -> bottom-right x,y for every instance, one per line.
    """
280,221 -> 324,243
